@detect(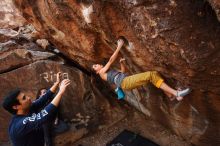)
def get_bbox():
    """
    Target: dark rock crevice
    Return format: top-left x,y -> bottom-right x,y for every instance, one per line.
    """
46,44 -> 92,76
